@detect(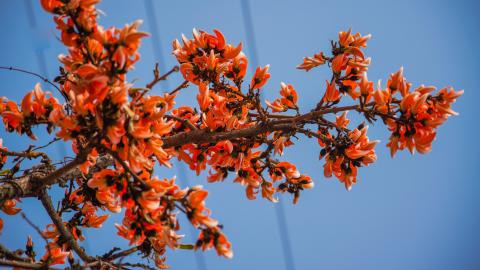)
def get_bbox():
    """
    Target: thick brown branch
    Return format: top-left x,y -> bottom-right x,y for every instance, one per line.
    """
161,103 -> 367,148
0,156 -> 113,202
0,103 -> 368,201
0,243 -> 28,262
0,258 -> 50,270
